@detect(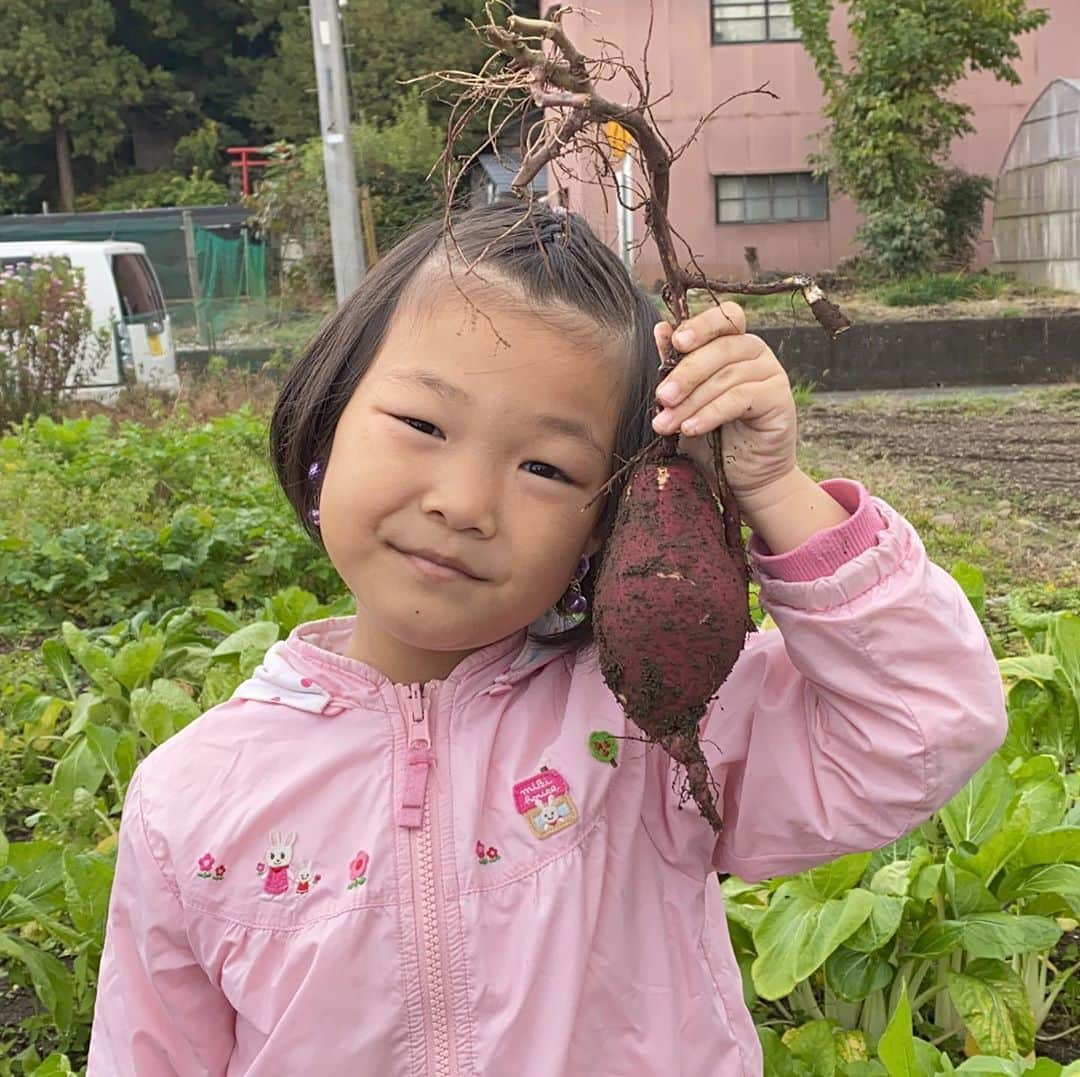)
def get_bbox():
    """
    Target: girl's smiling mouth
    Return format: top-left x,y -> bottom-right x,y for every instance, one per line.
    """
392,545 -> 485,582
